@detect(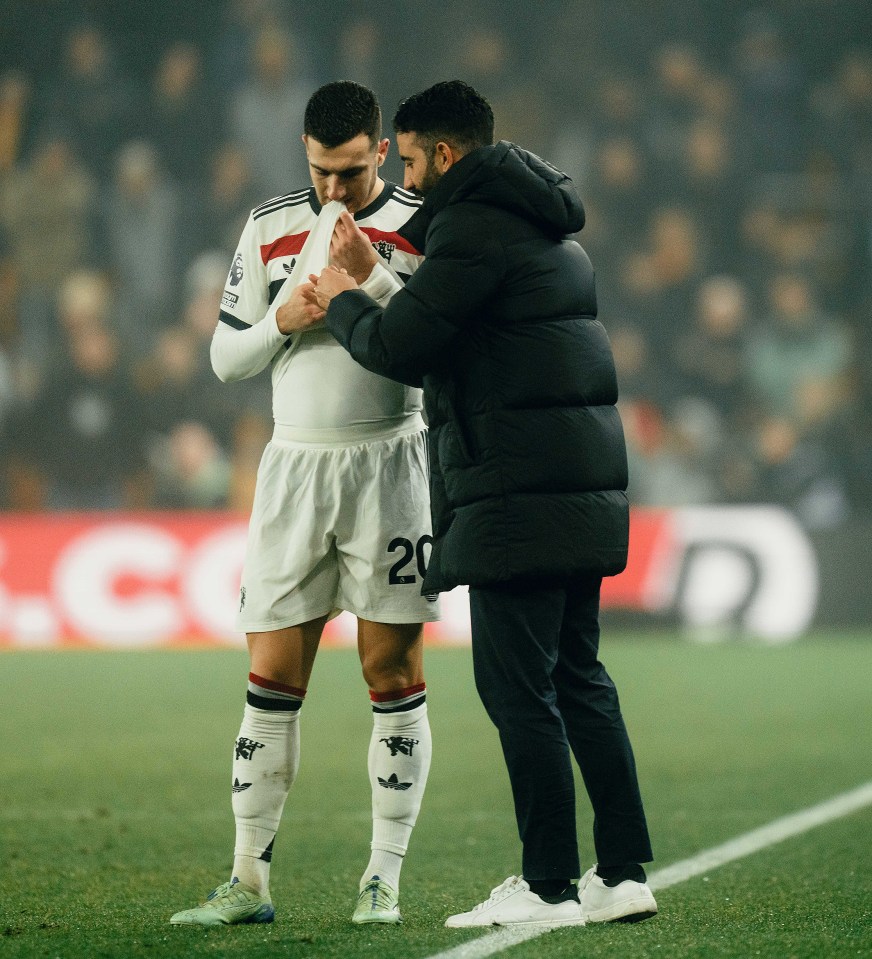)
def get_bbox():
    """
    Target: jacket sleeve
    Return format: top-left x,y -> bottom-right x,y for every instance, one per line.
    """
325,207 -> 505,385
